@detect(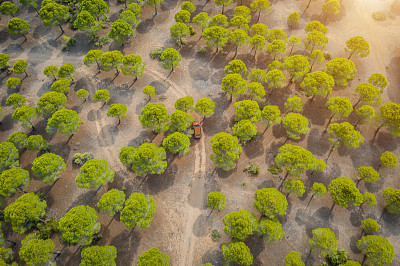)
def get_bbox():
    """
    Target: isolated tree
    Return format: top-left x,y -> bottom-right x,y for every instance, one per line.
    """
97,189 -> 126,216
0,53 -> 10,71
37,91 -> 67,118
354,83 -> 381,108
223,210 -> 258,241
0,1 -> 19,16
368,73 -> 388,92
361,218 -> 379,235
329,176 -> 363,209
107,104 -> 127,126
143,86 -> 155,100
305,30 -> 328,53
267,28 -> 287,42
94,89 -> 110,105
174,10 -> 190,23
192,12 -> 210,34
81,246 -> 117,266
309,228 -> 337,256
6,93 -> 26,109
300,71 -> 334,100
233,120 -> 258,143
265,69 -> 286,93
139,103 -> 171,134
202,26 -> 230,53
195,98 -> 215,121
375,102 -> 400,137
160,48 -> 182,74
50,78 -> 70,94
4,193 -> 46,234
32,153 -> 66,184
215,0 -> 233,14
46,109 -> 80,136
380,151 -> 398,168
284,96 -> 305,113
287,12 -> 300,28
79,0 -> 109,20
175,96 -> 194,112
207,192 -> 226,212
0,167 -> 29,197
222,73 -> 247,102
275,144 -> 325,177
247,82 -> 265,102
234,100 -> 261,122
181,1 -> 195,13
100,50 -> 124,75
77,89 -> 89,103
121,192 -> 156,229
137,248 -> 169,266
162,132 -> 190,156
57,63 -> 76,82
58,205 -> 100,245
76,159 -> 114,191
357,235 -> 394,266
43,65 -> 58,80
84,50 -> 104,72
283,55 -> 310,82
6,77 -> 21,90
267,40 -> 286,60
287,36 -> 301,55
250,23 -> 268,37
26,135 -> 48,153
13,59 -> 28,77
120,10 -> 139,26
73,11 -> 102,39
284,251 -> 304,266
8,18 -> 30,42
131,143 -> 167,176
258,218 -> 284,243
221,242 -> 253,266
109,19 -> 134,44
170,22 -> 190,47
210,132 -> 242,171
357,166 -> 379,185
260,105 -> 281,133
283,179 -> 305,197
322,0 -> 340,17
8,131 -> 27,150
0,142 -> 19,172
12,106 -> 38,130
146,0 -> 164,16
39,1 -> 70,34
19,234 -> 55,266
345,36 -> 369,59
253,188 -> 287,219
329,122 -> 364,151
282,113 -> 310,140
382,188 -> 400,214
229,30 -> 249,57
308,50 -> 325,71
325,96 -> 353,128
326,58 -> 356,87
